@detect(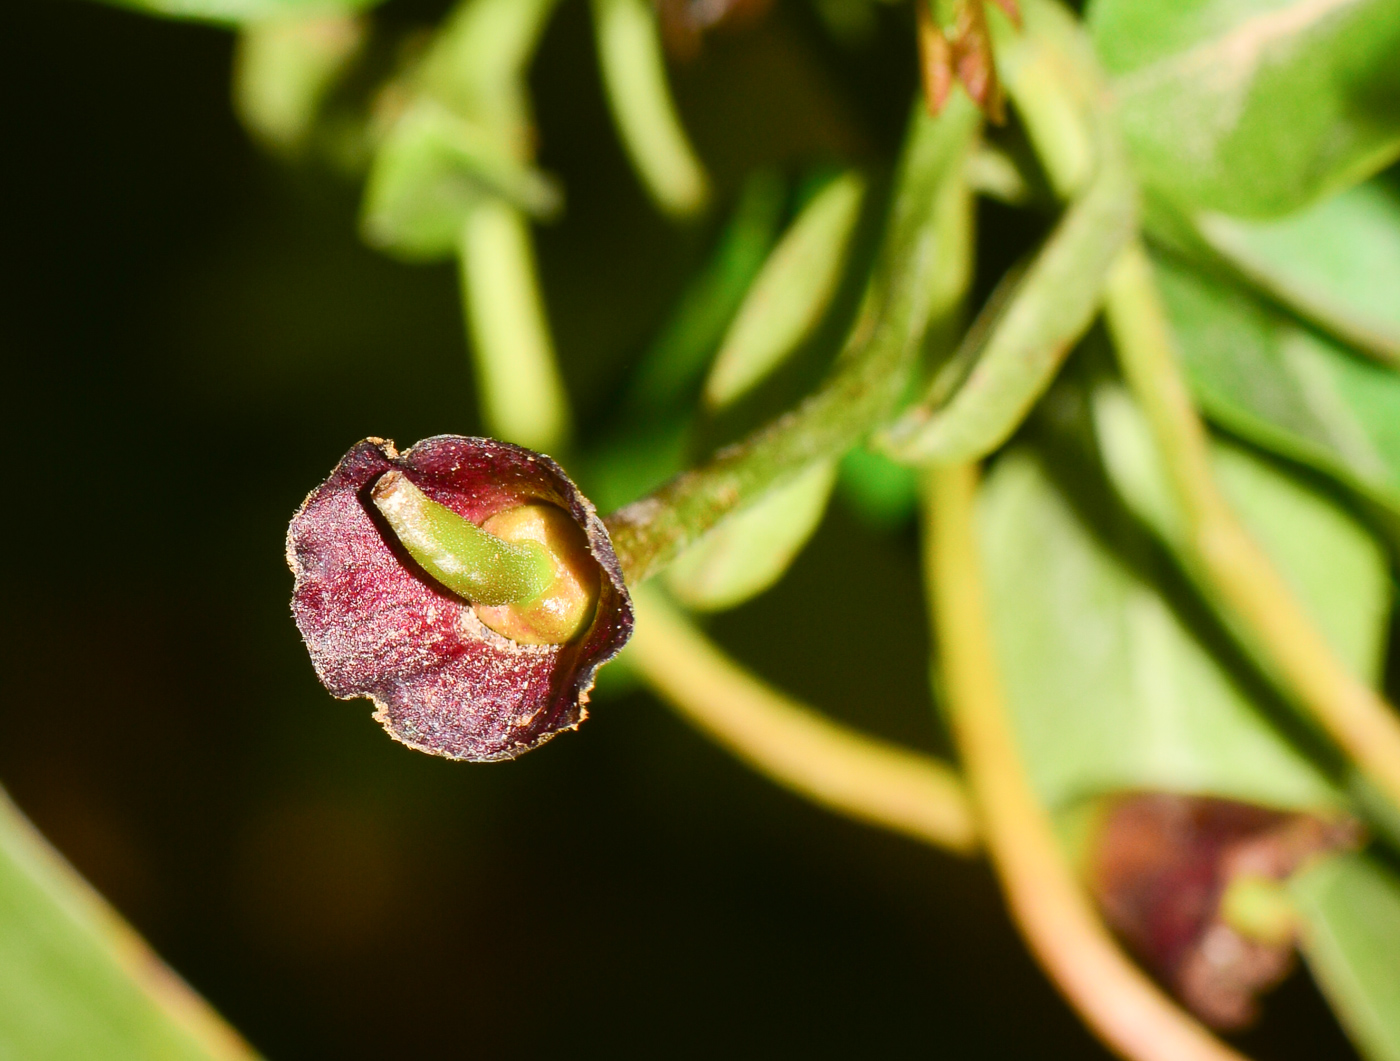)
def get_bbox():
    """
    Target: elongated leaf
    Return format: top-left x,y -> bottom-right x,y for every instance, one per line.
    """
233,14 -> 364,153
1155,255 -> 1400,517
1291,853 -> 1400,1061
979,450 -> 1346,813
704,172 -> 866,410
665,459 -> 838,611
1088,0 -> 1400,217
1196,179 -> 1400,366
100,0 -> 379,26
0,789 -> 254,1060
1092,384 -> 1392,684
